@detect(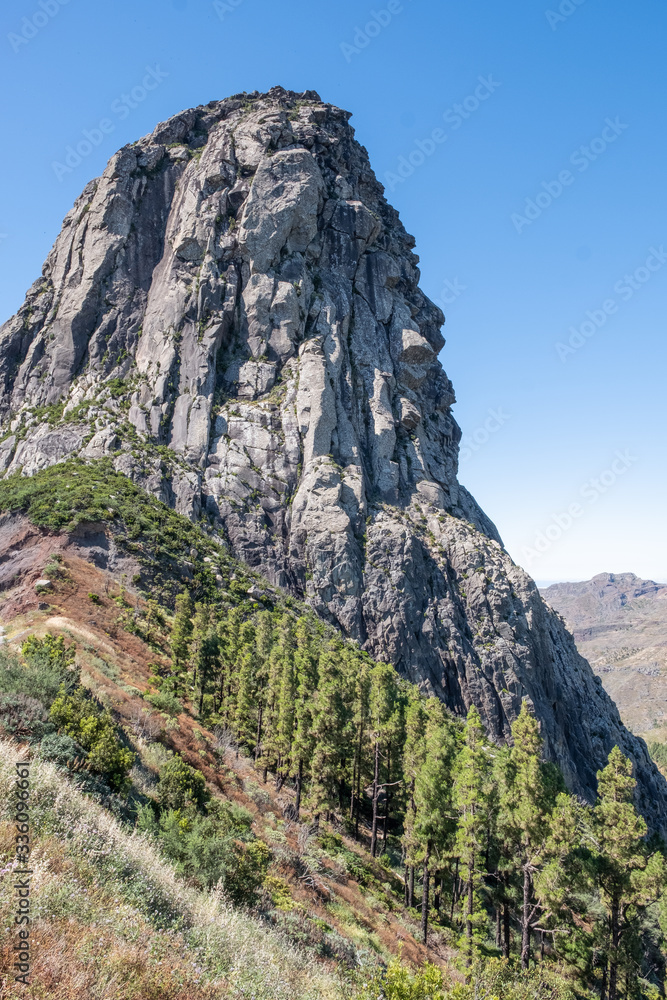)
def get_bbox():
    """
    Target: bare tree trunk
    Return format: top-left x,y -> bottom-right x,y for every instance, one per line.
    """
370,739 -> 380,857
294,758 -> 303,817
254,703 -> 263,760
600,955 -> 608,1000
609,896 -> 620,1000
521,865 -> 531,970
421,848 -> 431,945
349,757 -> 357,821
382,744 -> 391,853
495,906 -> 502,949
404,865 -> 409,906
409,865 -> 415,908
355,750 -> 362,840
450,858 -> 459,922
465,852 -> 474,972
503,902 -> 510,959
